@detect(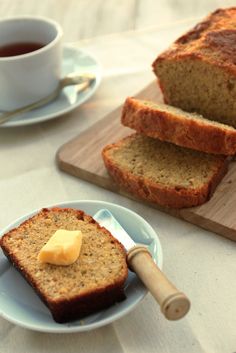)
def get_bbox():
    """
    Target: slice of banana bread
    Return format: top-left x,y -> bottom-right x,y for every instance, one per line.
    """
102,134 -> 228,209
0,207 -> 128,323
152,8 -> 236,128
121,97 -> 236,155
